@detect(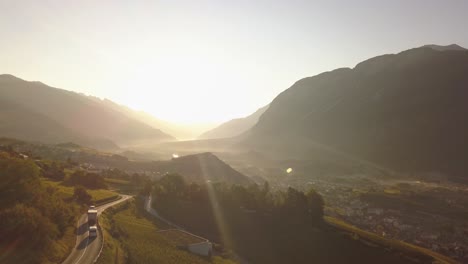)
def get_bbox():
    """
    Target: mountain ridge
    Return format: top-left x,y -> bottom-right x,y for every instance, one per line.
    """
0,74 -> 175,149
243,44 -> 468,181
198,104 -> 269,139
